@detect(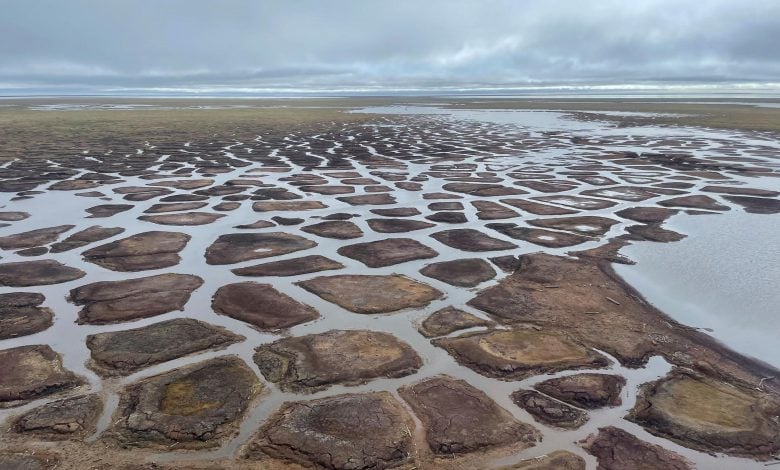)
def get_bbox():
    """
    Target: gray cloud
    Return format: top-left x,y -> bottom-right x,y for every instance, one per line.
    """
1,0 -> 779,94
